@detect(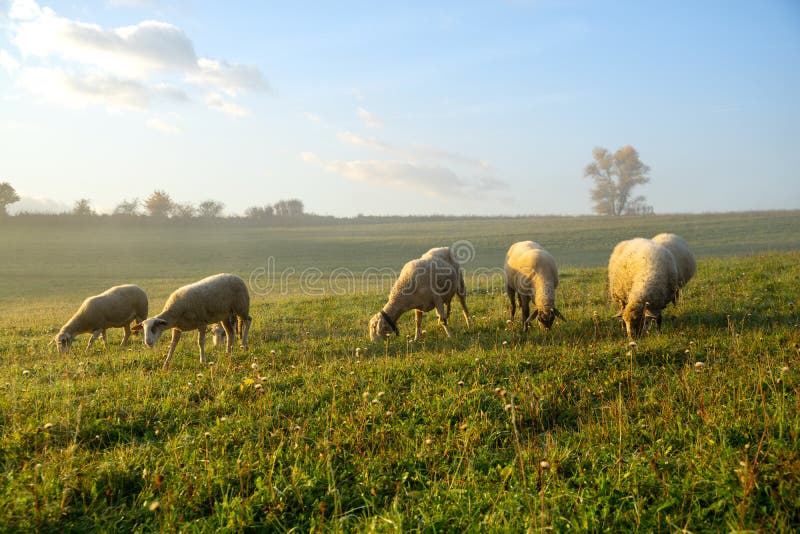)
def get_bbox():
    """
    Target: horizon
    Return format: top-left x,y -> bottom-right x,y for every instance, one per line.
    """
1,1 -> 799,217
